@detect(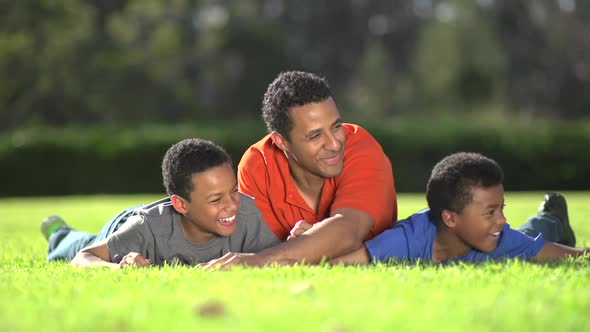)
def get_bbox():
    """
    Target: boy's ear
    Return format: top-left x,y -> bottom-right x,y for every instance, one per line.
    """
270,132 -> 288,152
170,194 -> 188,215
441,209 -> 456,229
